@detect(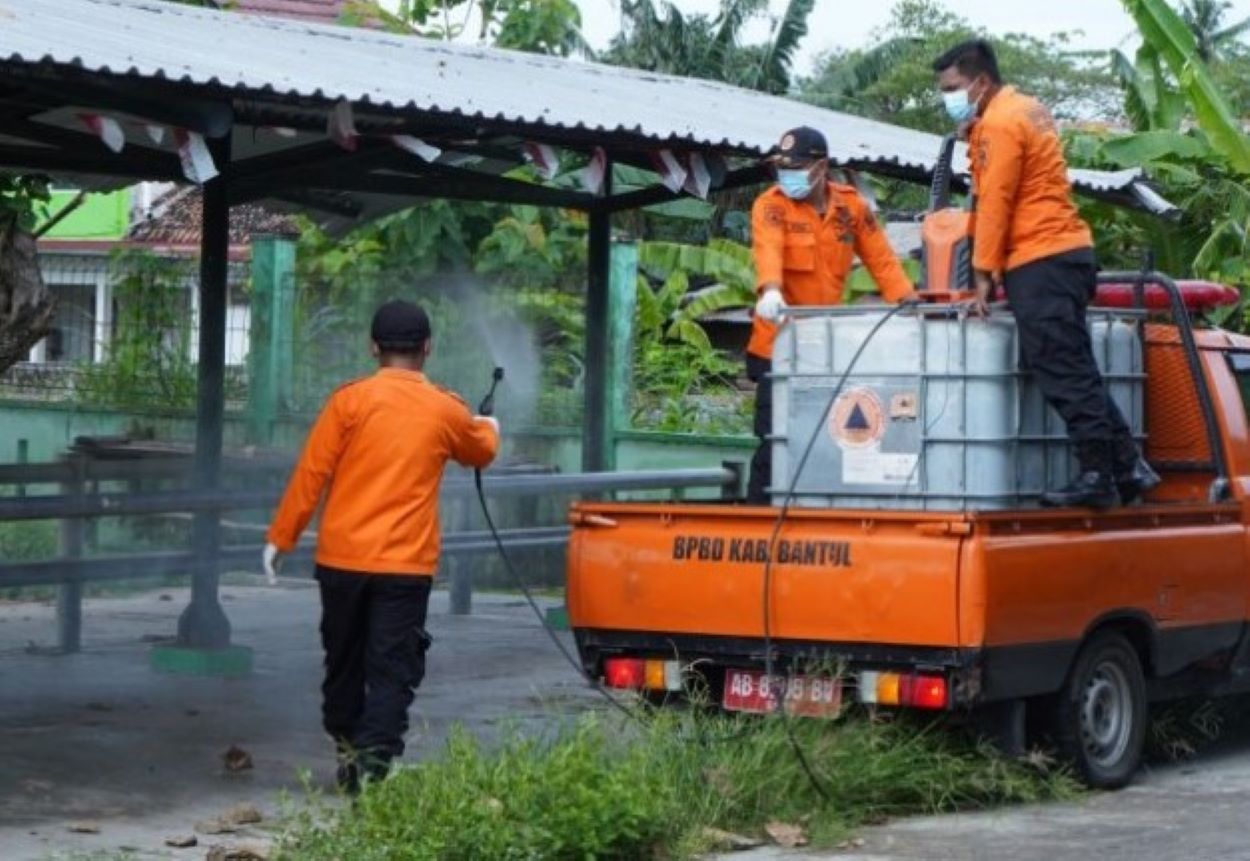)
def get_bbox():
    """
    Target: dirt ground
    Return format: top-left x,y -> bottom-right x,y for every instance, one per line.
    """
7,581 -> 1250,861
0,581 -> 595,860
